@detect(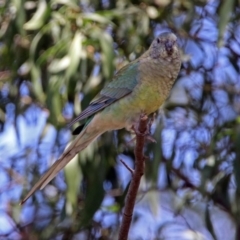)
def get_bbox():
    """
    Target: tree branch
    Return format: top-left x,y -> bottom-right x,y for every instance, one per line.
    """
118,114 -> 148,240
